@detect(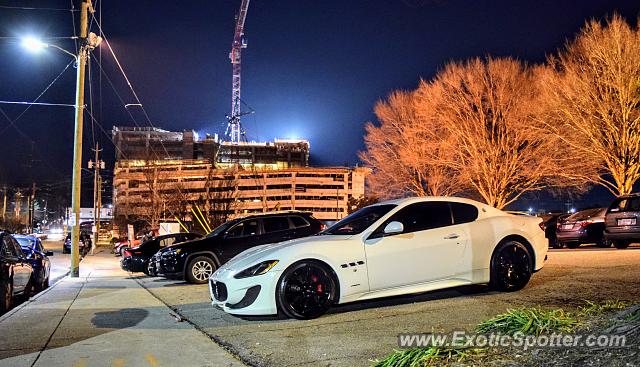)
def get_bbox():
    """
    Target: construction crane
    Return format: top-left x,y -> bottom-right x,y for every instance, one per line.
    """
226,0 -> 251,144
